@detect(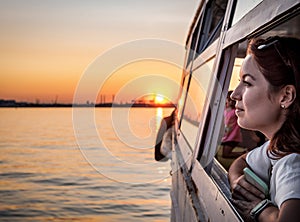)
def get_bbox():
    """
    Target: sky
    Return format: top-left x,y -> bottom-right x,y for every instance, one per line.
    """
0,0 -> 199,104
